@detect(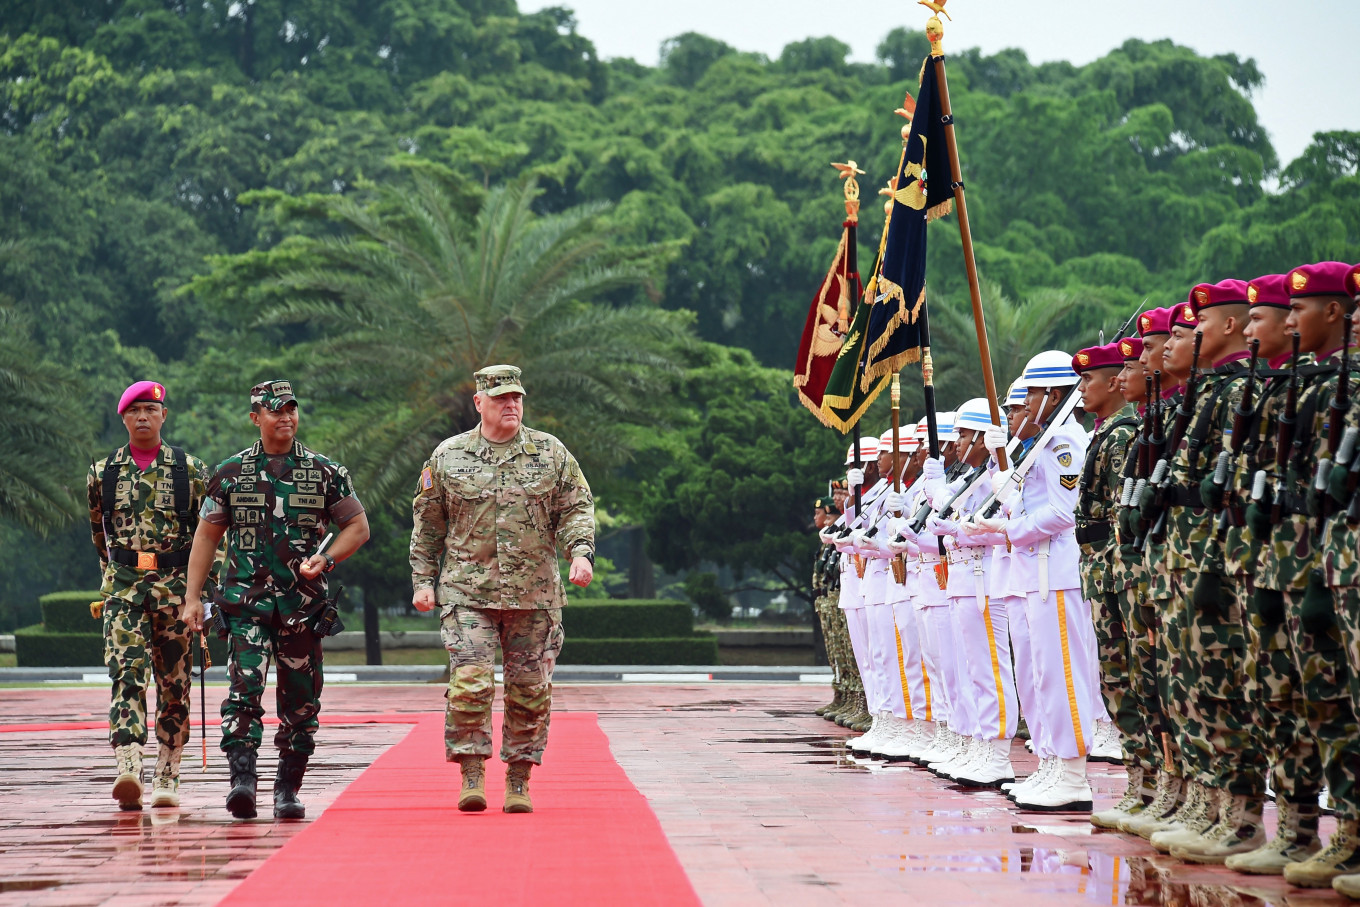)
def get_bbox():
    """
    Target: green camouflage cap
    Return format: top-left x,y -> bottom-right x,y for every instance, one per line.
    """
474,364 -> 526,397
249,379 -> 298,411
